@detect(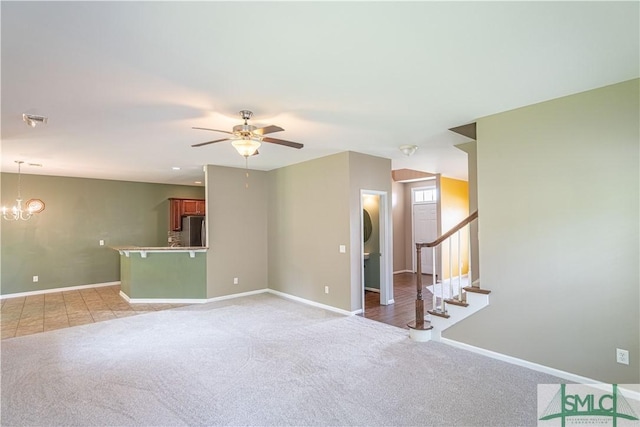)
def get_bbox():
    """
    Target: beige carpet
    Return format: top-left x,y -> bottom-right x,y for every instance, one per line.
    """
1,293 -> 564,426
